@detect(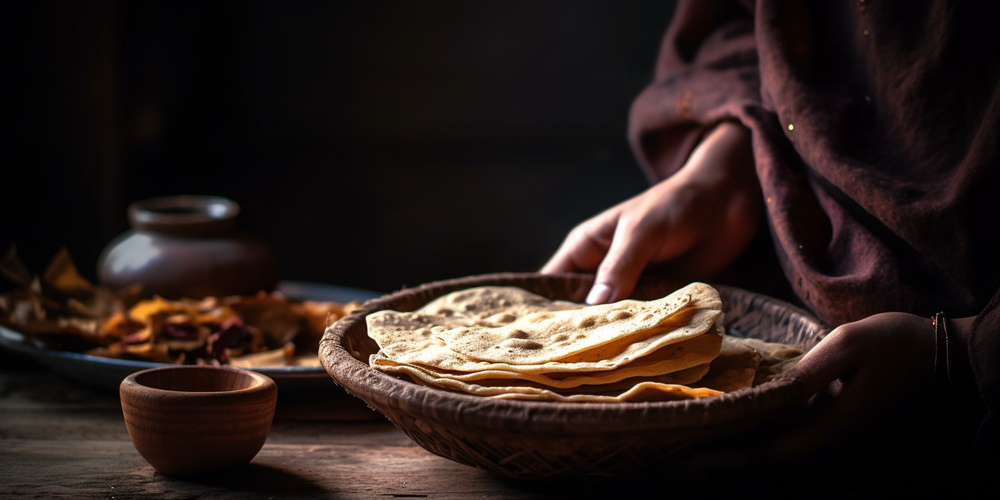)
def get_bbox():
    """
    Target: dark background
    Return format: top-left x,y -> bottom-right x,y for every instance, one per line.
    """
3,0 -> 677,295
